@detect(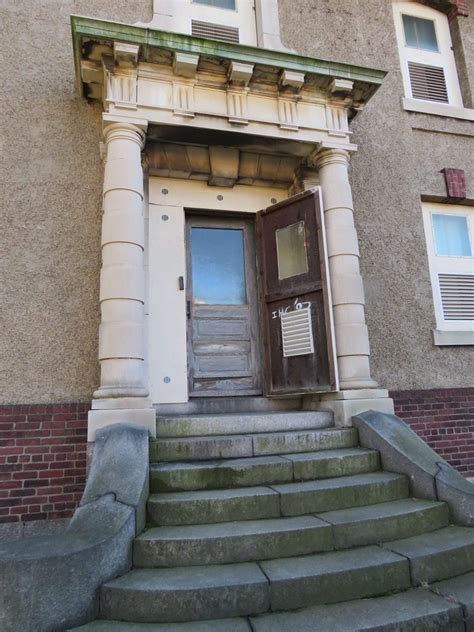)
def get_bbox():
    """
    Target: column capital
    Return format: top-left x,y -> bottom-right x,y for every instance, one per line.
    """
309,146 -> 351,170
102,114 -> 148,145
103,122 -> 147,149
